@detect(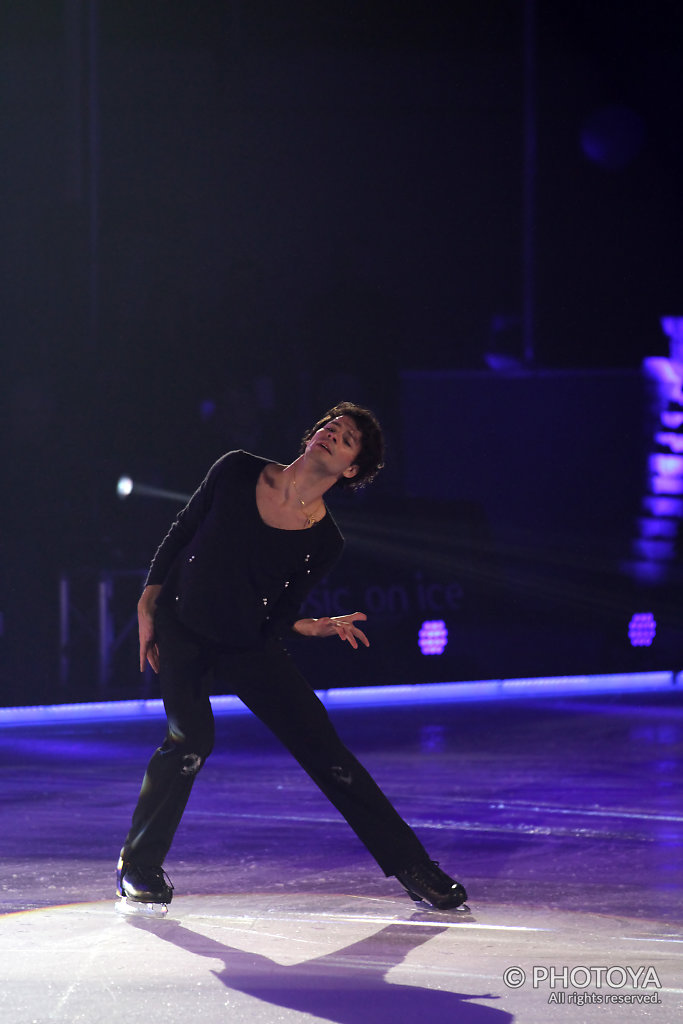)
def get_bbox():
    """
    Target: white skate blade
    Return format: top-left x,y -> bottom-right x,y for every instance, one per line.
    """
115,896 -> 169,919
